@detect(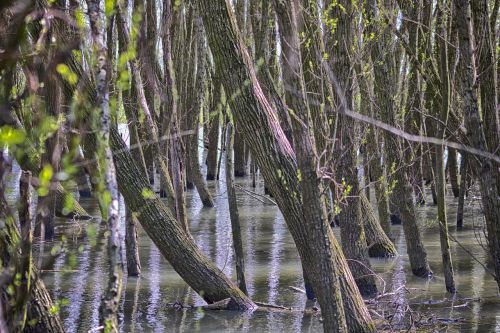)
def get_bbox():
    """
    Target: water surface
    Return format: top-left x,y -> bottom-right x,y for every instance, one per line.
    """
5,161 -> 500,332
